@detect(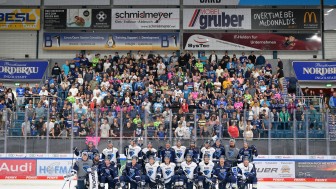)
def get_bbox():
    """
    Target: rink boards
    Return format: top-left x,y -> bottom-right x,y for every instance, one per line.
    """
0,154 -> 335,182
